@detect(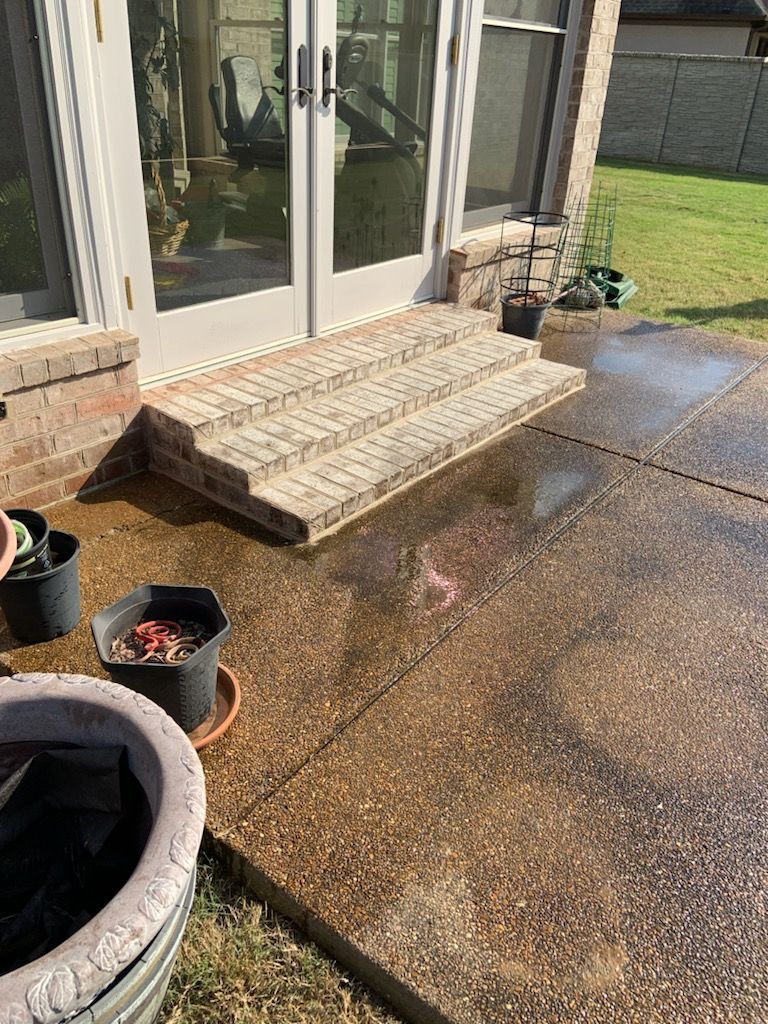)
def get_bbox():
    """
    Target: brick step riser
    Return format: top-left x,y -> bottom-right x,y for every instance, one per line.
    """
190,343 -> 540,491
144,312 -> 504,445
152,369 -> 584,542
148,452 -> 310,540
